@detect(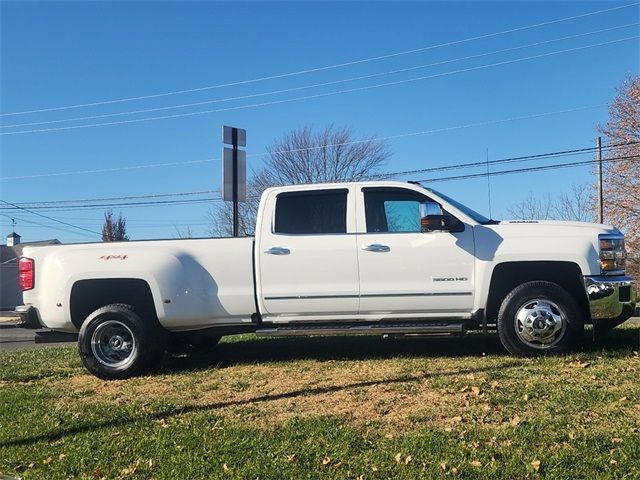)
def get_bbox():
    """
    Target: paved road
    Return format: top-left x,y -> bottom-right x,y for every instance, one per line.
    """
0,324 -> 77,352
